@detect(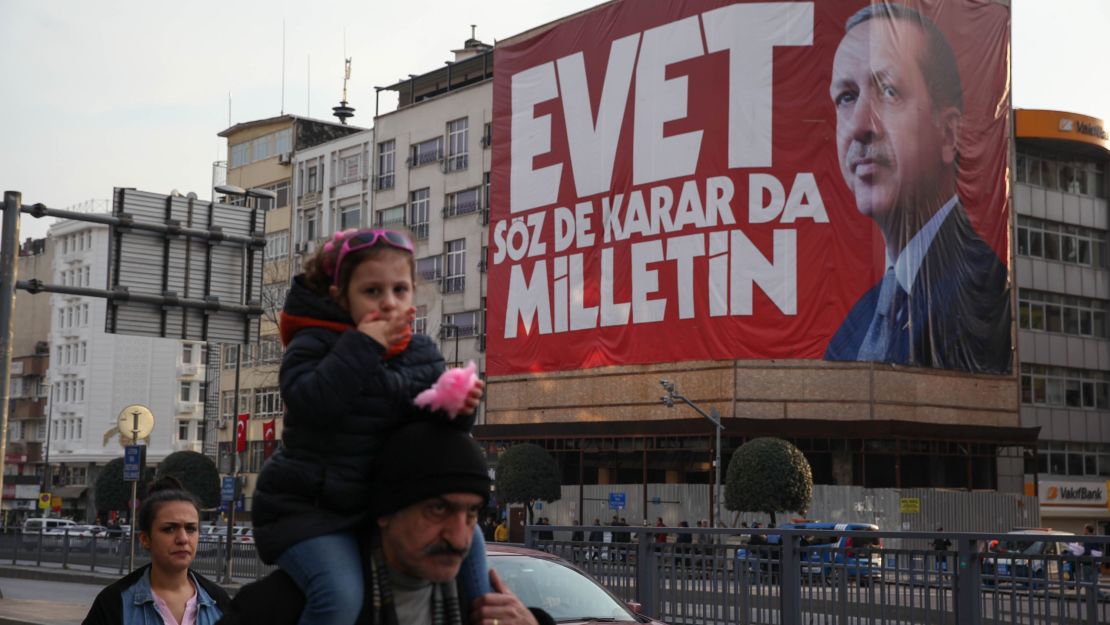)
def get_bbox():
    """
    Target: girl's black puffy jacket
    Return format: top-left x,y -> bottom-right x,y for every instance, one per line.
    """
251,275 -> 472,563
